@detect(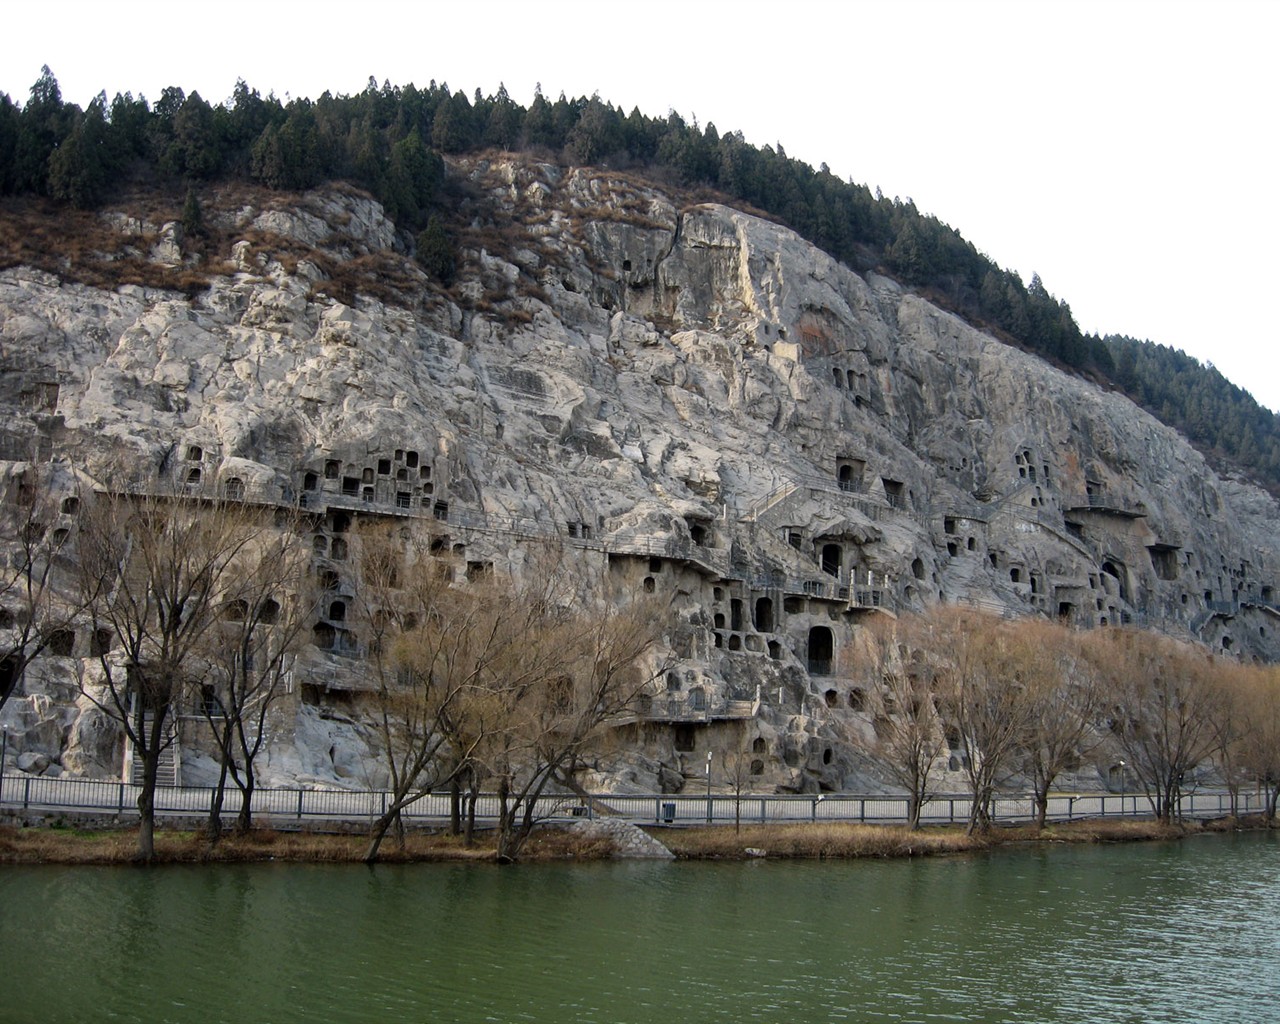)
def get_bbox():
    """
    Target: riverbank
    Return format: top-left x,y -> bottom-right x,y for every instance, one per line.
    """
0,818 -> 623,864
649,817 -> 1251,860
0,813 -> 1266,865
